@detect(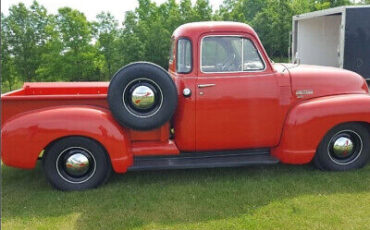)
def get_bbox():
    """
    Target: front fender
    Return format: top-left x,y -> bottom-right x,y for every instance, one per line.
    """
272,94 -> 370,164
1,105 -> 131,173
